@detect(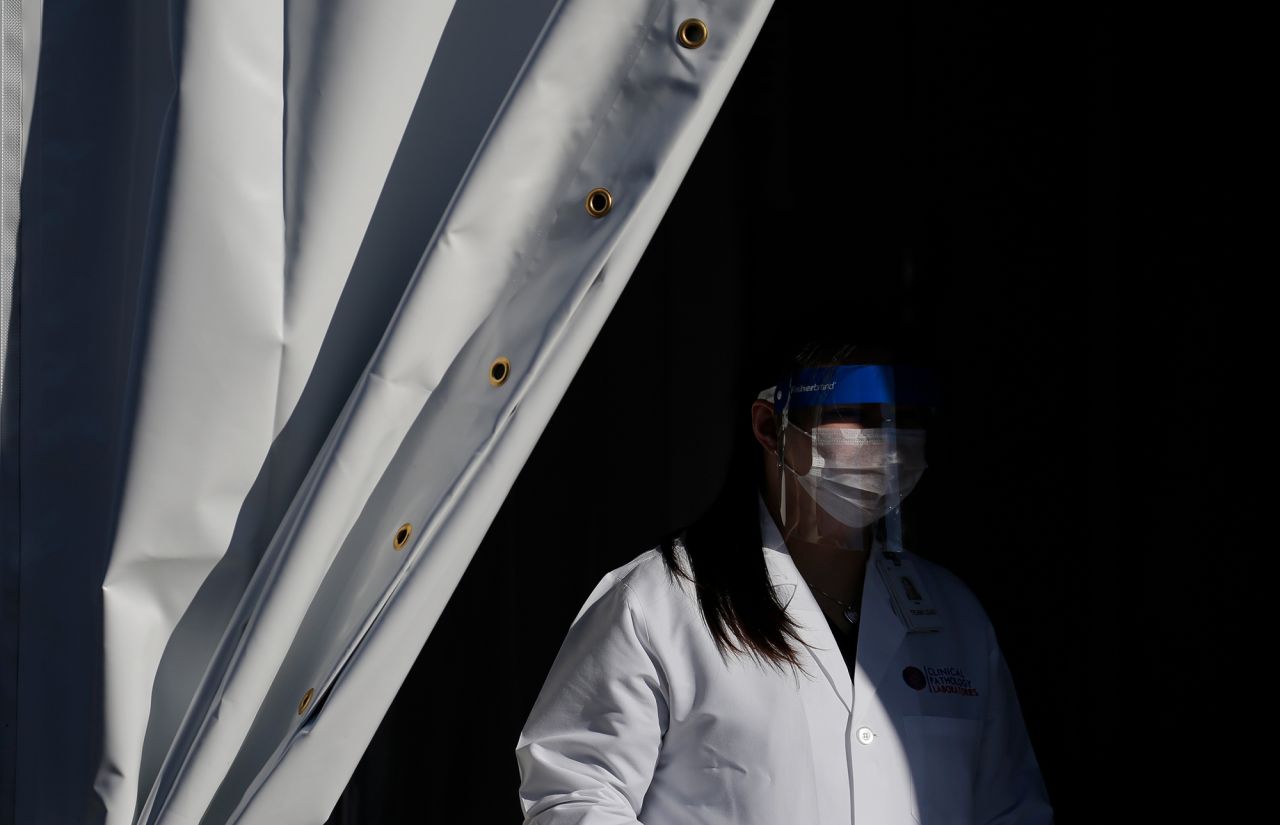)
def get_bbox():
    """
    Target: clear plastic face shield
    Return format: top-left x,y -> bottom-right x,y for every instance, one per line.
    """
760,363 -> 936,555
